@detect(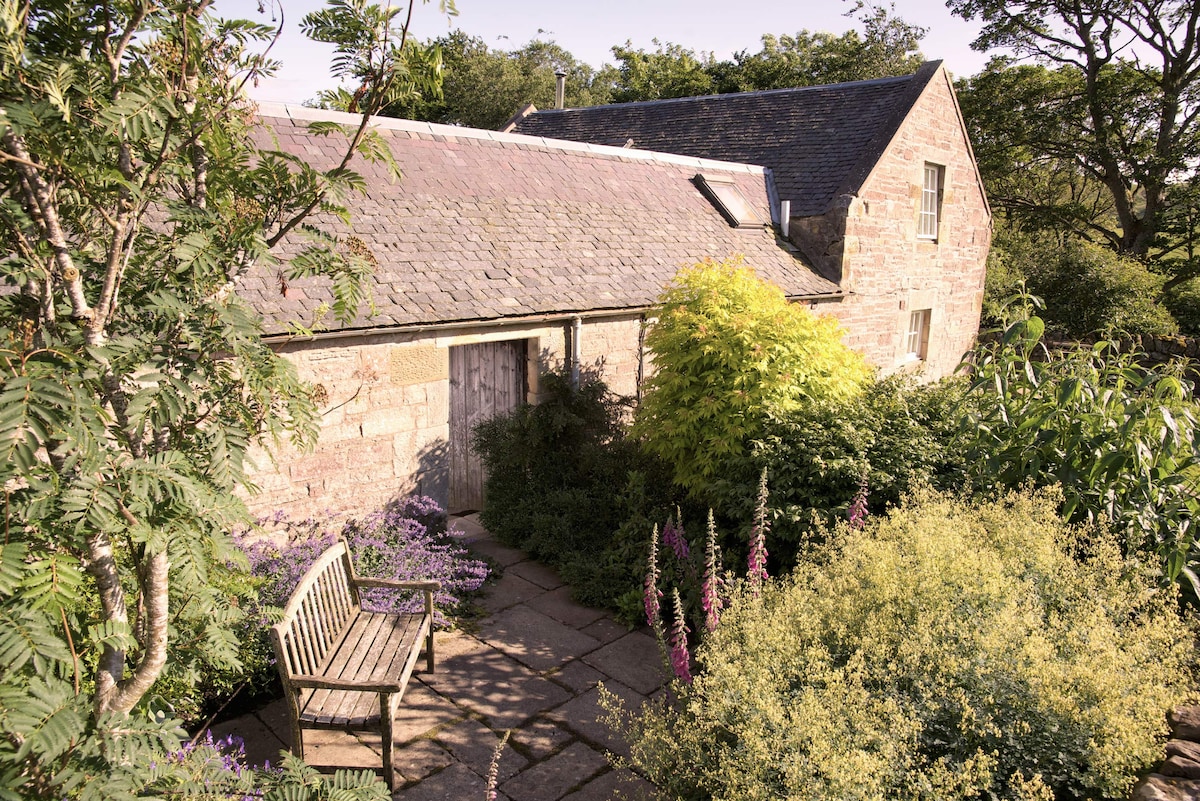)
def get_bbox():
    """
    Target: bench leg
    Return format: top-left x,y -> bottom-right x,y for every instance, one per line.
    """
424,590 -> 436,673
380,692 -> 396,792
